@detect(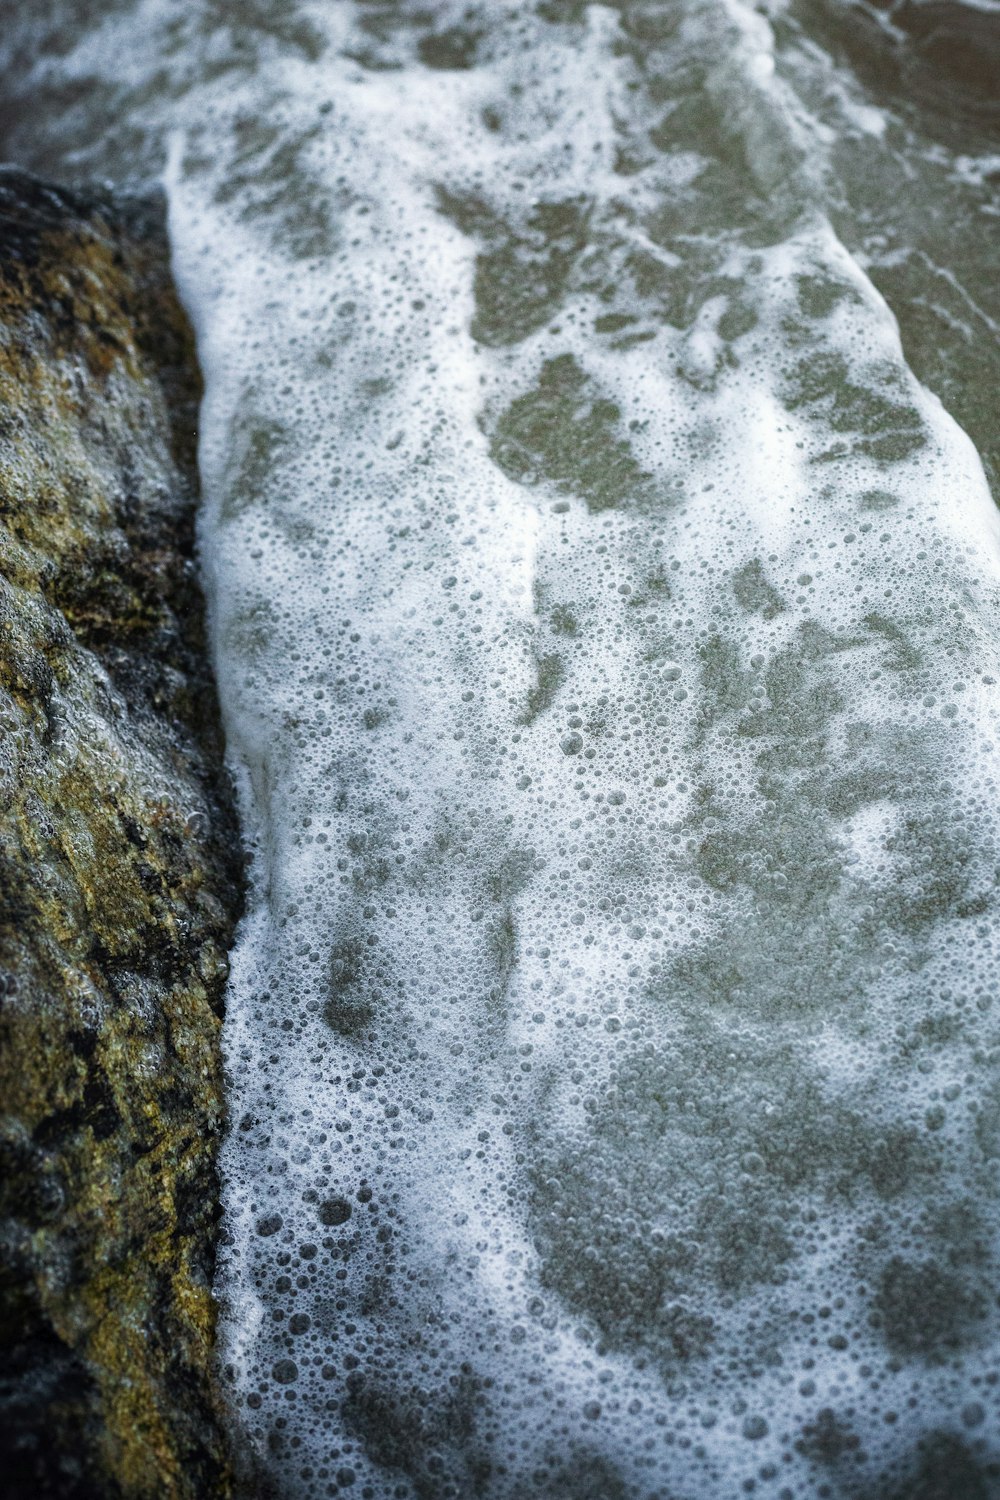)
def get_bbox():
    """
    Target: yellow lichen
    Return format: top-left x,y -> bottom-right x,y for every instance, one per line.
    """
0,175 -> 238,1497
